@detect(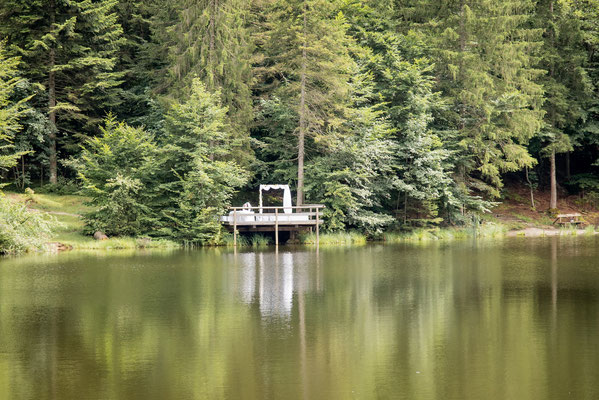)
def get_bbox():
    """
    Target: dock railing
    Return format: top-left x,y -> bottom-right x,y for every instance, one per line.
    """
223,205 -> 325,246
